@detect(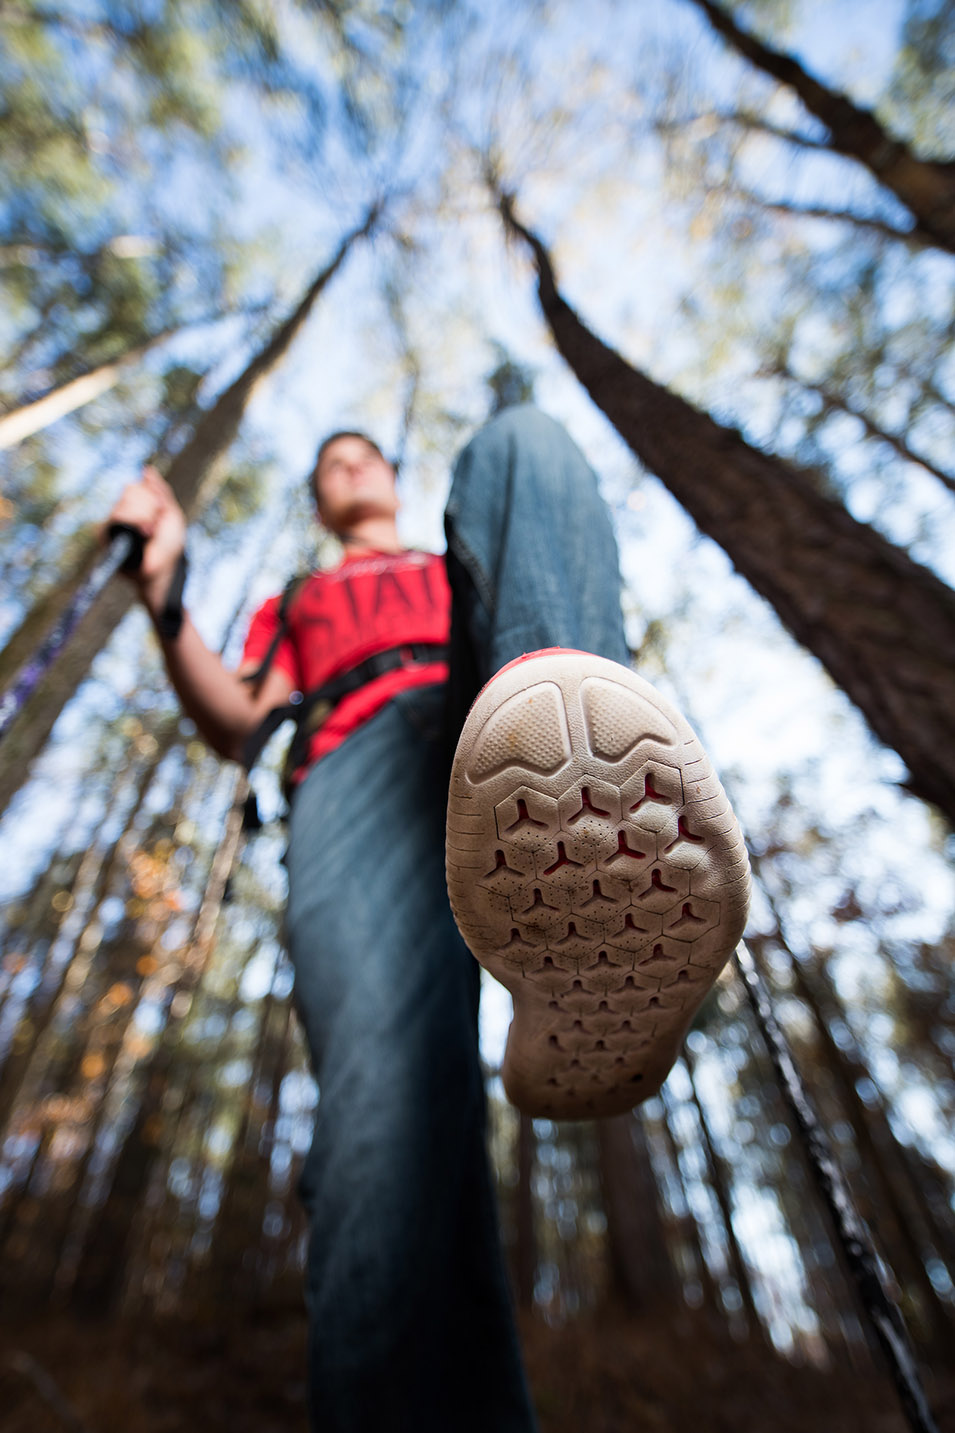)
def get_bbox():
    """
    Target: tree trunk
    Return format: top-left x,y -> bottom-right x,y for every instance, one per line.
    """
514,1112 -> 537,1309
692,0 -> 955,255
748,854 -> 955,1284
597,1111 -> 681,1312
242,1000 -> 296,1311
498,197 -> 955,828
657,1089 -> 721,1315
0,327 -> 175,450
752,929 -> 955,1354
0,843 -> 82,1016
38,758 -> 224,1307
208,981 -> 283,1309
0,753 -> 193,1293
682,1051 -> 764,1337
0,204 -> 381,818
0,725 -> 178,1135
62,775 -> 248,1313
